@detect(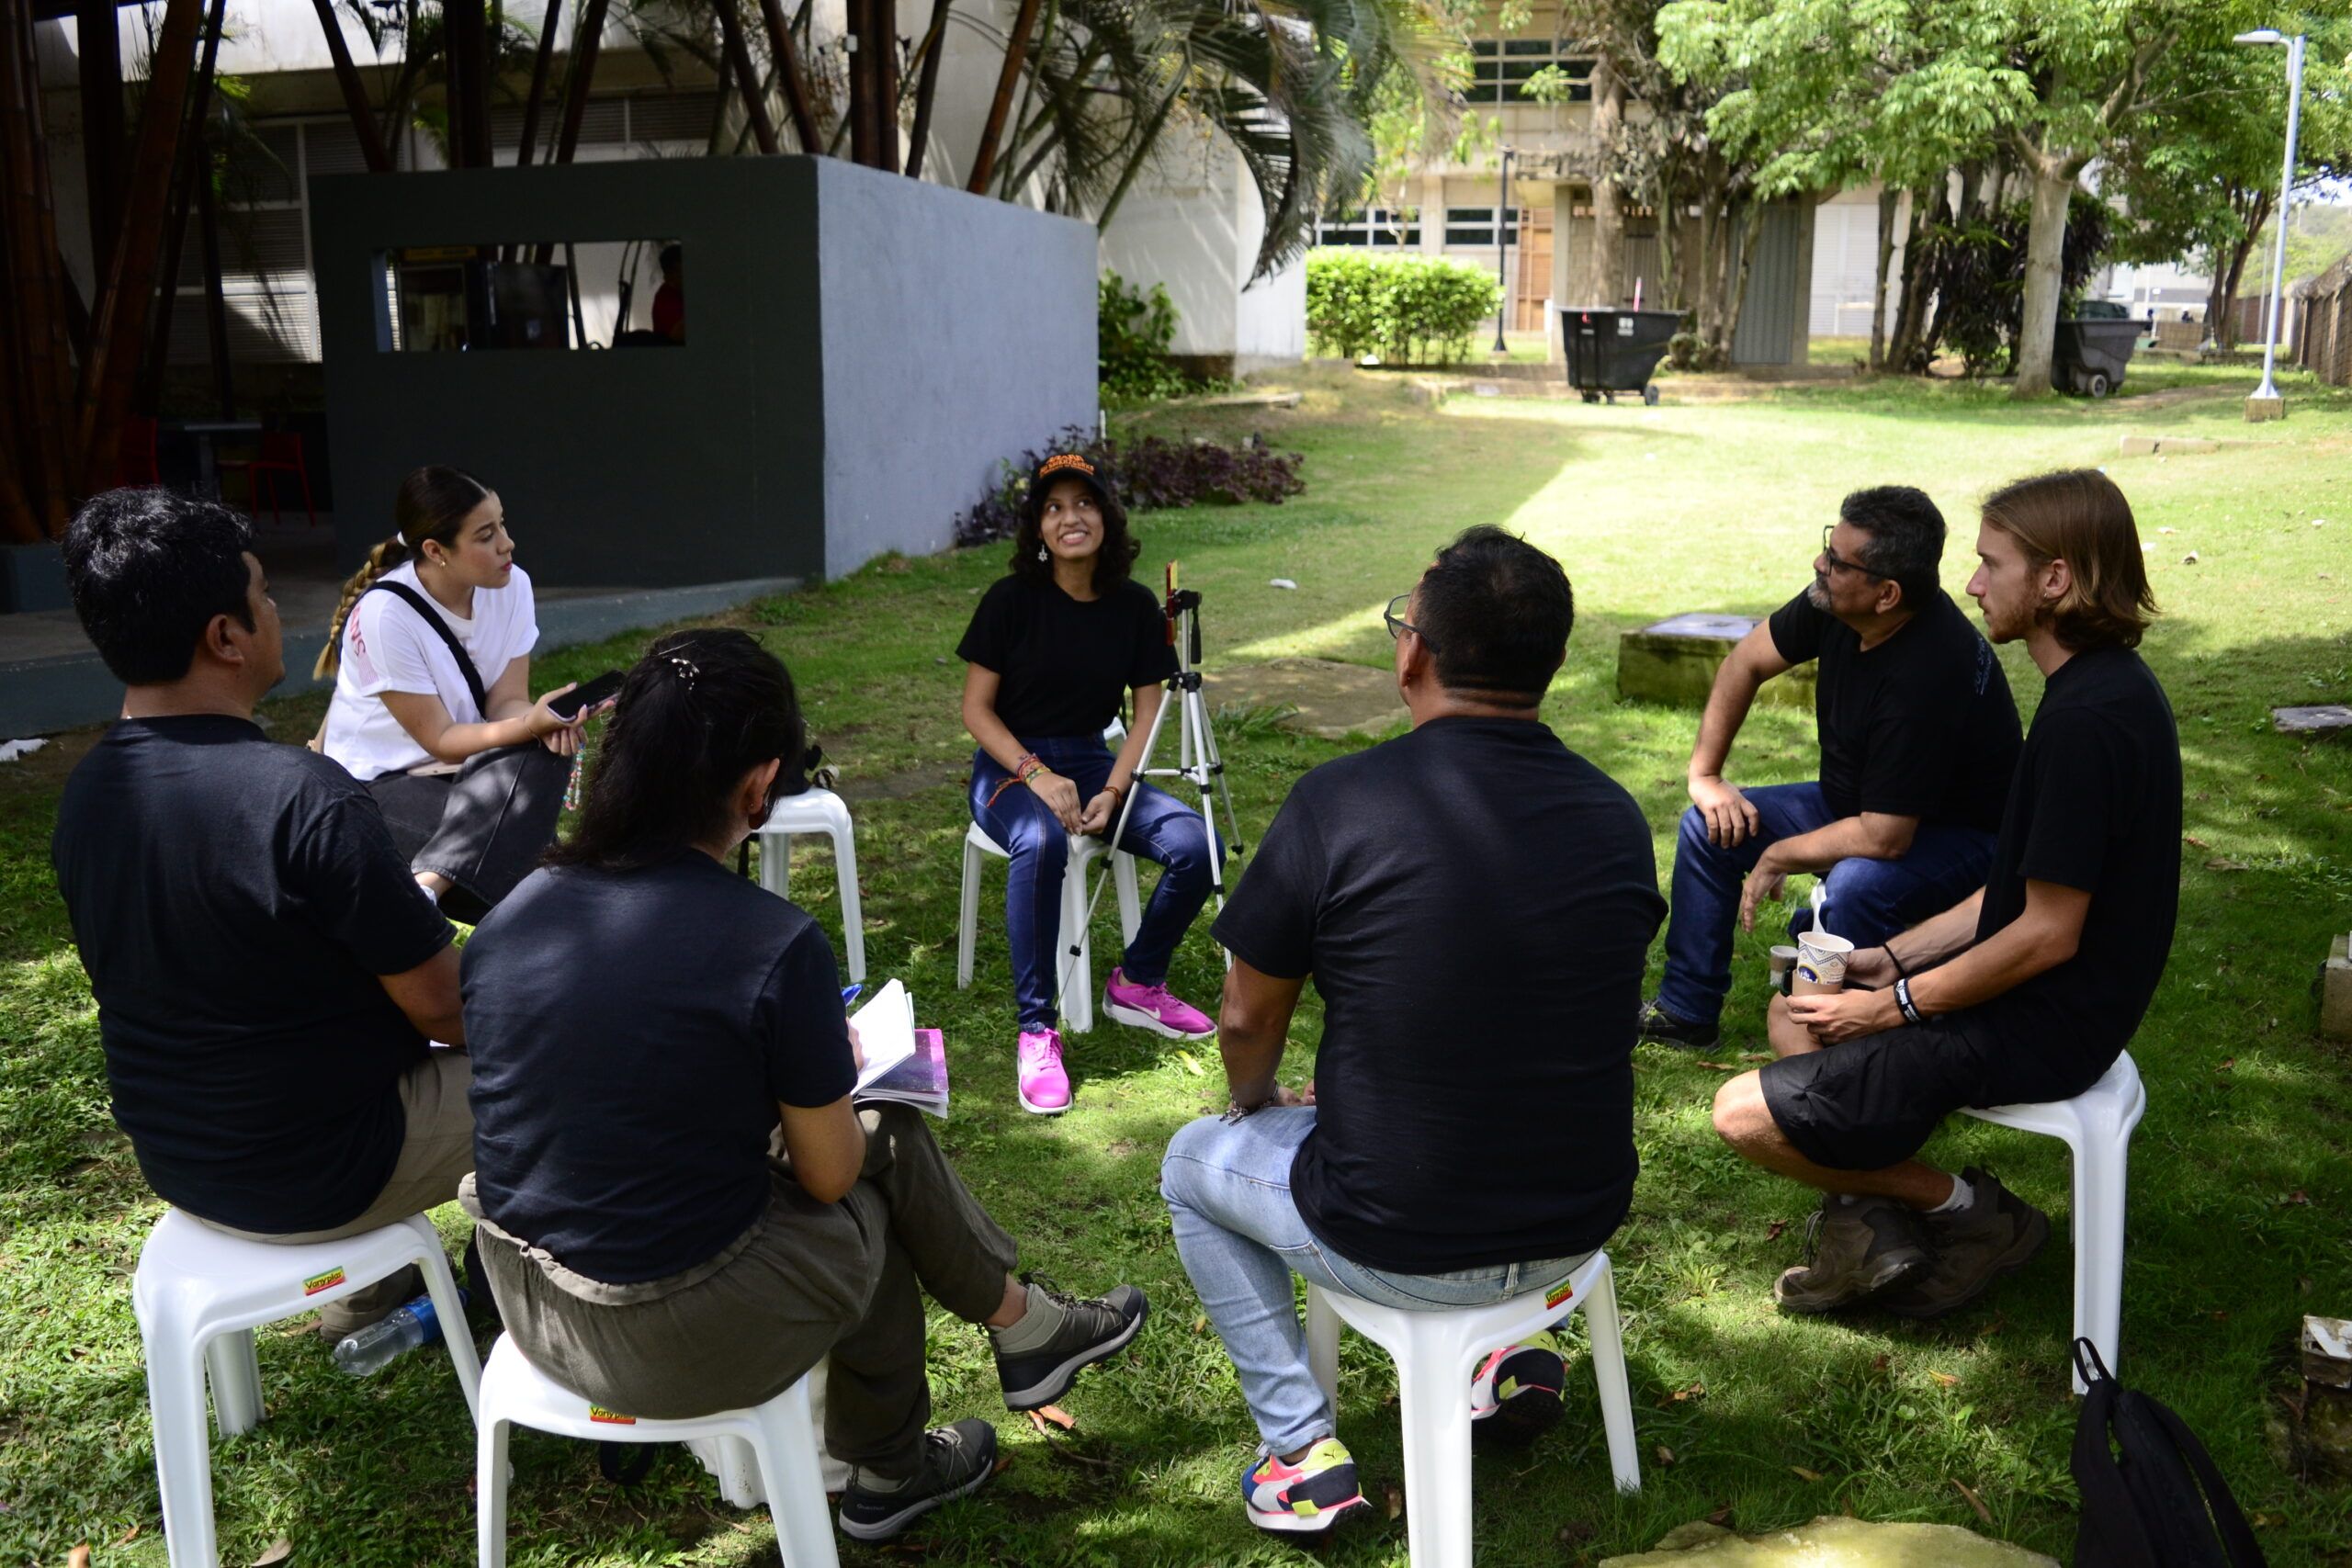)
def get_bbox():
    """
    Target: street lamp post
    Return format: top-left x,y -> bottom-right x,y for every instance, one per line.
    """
2236,28 -> 2306,421
1493,147 -> 1516,355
